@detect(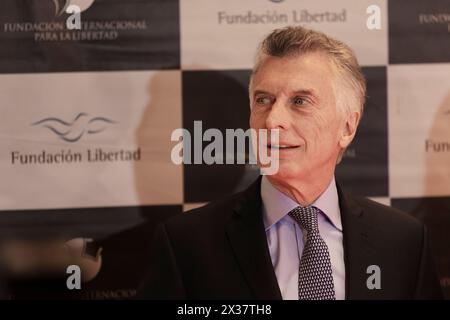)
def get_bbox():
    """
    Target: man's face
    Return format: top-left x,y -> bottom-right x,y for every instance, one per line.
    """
249,51 -> 345,183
